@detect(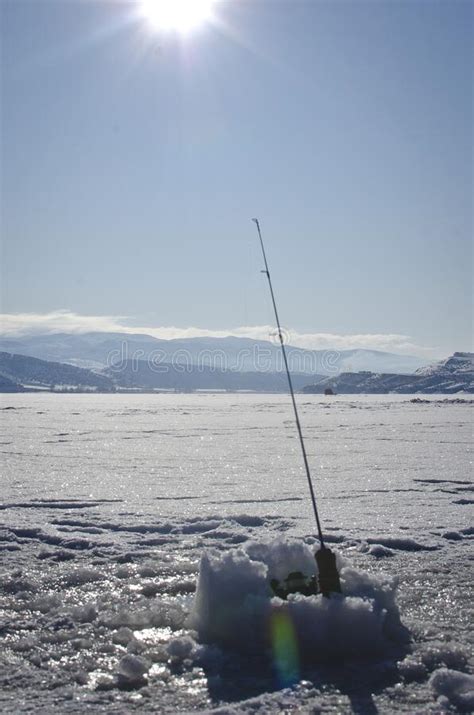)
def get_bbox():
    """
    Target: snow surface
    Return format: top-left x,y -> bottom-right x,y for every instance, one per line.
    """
0,393 -> 472,713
